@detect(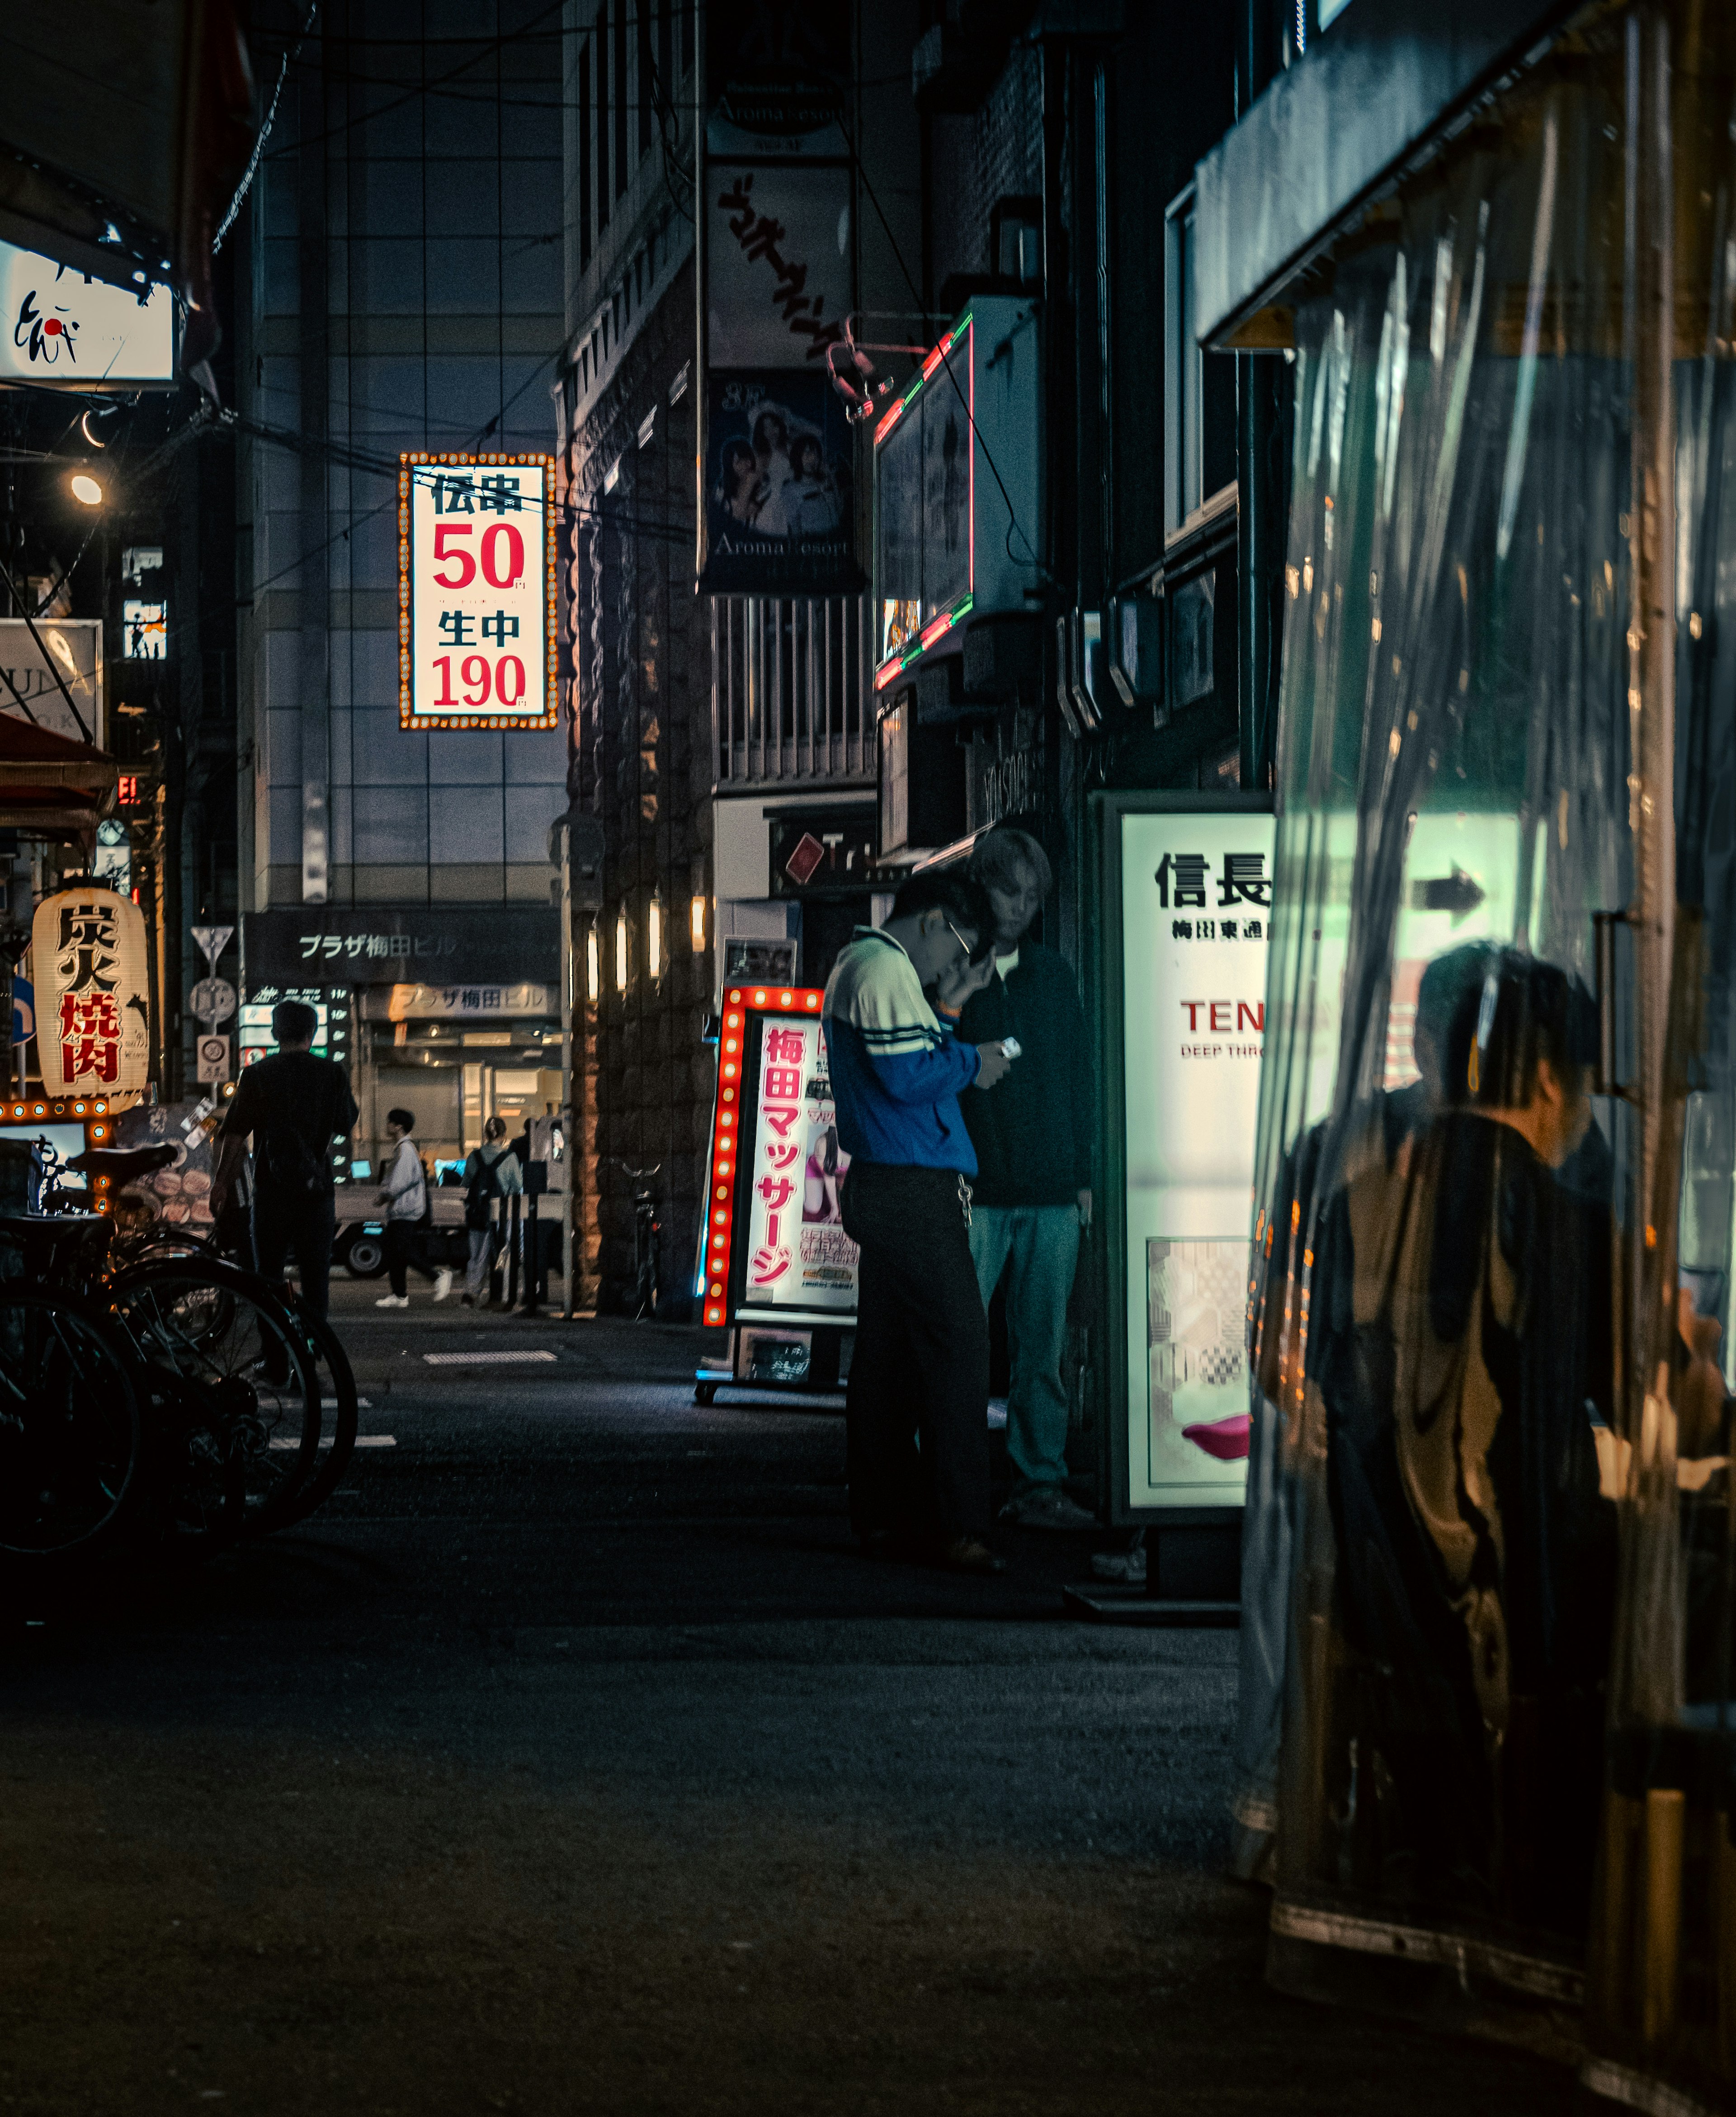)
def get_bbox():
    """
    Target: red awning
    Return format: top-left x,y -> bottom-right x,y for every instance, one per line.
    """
0,714 -> 120,840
